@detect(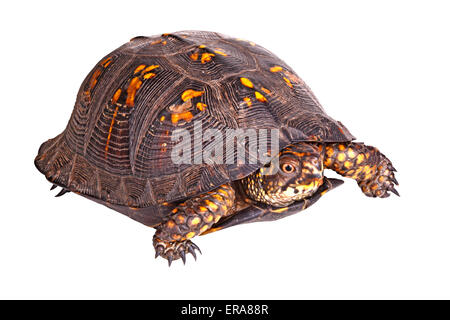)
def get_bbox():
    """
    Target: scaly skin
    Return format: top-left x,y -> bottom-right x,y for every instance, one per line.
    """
153,184 -> 235,265
324,142 -> 399,197
153,142 -> 398,265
